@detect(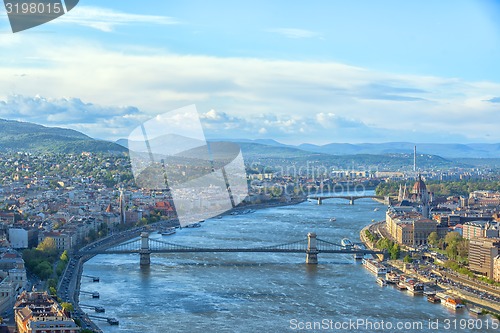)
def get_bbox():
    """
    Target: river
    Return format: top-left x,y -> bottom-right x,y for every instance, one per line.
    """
80,191 -> 496,332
